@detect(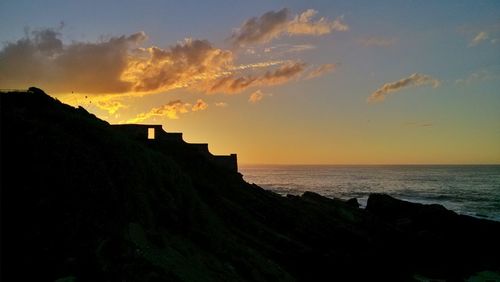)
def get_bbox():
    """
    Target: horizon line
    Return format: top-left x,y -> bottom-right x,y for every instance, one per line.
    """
239,163 -> 500,166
